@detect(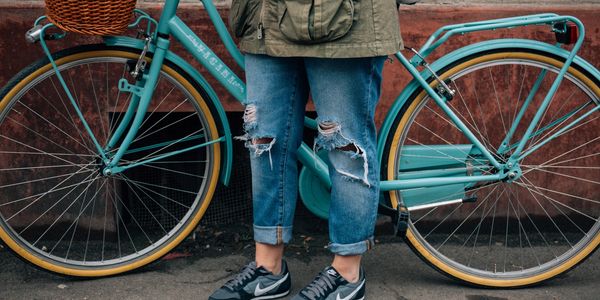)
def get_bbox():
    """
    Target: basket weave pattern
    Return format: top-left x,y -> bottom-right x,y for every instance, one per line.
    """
45,0 -> 137,35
